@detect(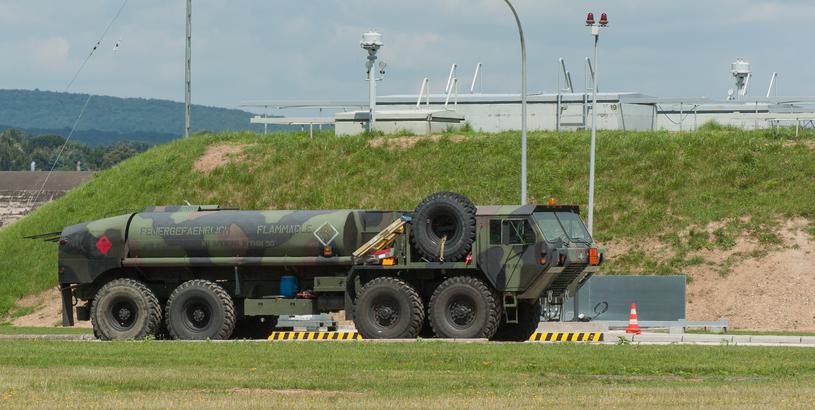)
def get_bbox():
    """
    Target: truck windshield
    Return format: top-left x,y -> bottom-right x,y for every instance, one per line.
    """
533,212 -> 592,243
